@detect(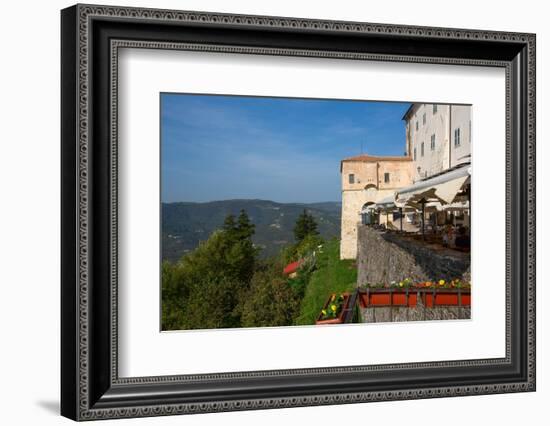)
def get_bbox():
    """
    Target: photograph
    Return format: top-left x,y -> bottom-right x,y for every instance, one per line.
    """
160,94 -> 472,331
